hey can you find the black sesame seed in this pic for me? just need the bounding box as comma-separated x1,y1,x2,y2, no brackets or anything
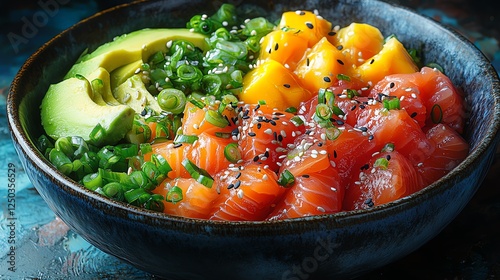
386,155,391,160
277,134,284,142
248,132,256,137
299,11,305,15
173,143,183,148
360,163,370,170
337,59,344,65
254,104,261,111
323,76,331,83
253,155,260,162
235,172,242,179
368,135,374,140
275,43,279,51
328,31,336,36
389,82,395,89
335,119,344,125
364,198,374,207
264,151,270,158
283,83,291,88
227,183,234,189
231,128,239,136
257,123,262,129
410,112,418,118
234,180,241,189
306,58,310,66
269,120,277,126
302,174,310,178
306,22,314,29
333,150,338,158
350,105,357,111
337,45,343,50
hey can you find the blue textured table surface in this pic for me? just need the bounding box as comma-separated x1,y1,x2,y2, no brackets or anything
1,1,499,279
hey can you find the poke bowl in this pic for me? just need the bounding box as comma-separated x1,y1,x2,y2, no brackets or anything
6,0,500,279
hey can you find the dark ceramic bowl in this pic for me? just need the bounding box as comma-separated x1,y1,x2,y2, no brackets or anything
7,0,500,279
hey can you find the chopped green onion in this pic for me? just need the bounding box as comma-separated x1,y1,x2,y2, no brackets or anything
383,98,400,110
431,104,443,124
158,88,187,114
181,158,214,188
285,107,298,113
101,182,125,201
278,169,295,188
215,132,231,139
174,134,199,144
151,154,173,177
381,143,395,153
315,103,332,120
166,185,183,203
205,109,229,128
346,89,359,99
290,116,304,126
48,149,73,175
124,187,150,204
82,172,103,191
374,157,389,169
258,100,267,105
224,143,241,163
325,127,342,140
337,73,351,81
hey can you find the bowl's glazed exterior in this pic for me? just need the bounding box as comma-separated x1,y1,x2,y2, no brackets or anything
7,0,500,279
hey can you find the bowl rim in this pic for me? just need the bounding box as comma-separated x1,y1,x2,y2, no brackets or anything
6,0,500,231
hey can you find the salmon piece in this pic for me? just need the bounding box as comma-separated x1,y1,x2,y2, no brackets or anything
181,100,238,136
237,103,305,173
268,165,344,220
418,123,469,185
343,150,425,210
145,132,236,179
153,177,223,219
209,163,286,221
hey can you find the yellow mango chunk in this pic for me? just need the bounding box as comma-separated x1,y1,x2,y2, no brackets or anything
258,29,308,70
355,36,419,85
335,23,384,66
239,60,313,111
294,37,350,94
277,10,335,47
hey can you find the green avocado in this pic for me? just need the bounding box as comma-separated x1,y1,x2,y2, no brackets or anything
41,27,208,147
65,28,208,79
41,77,135,146
113,74,162,114
86,67,122,106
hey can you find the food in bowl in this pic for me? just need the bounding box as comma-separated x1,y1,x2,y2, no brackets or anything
37,3,469,221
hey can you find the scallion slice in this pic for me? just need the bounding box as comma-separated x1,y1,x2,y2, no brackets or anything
205,109,229,128
166,185,183,203
174,134,199,144
224,143,241,163
181,158,214,188
278,169,295,188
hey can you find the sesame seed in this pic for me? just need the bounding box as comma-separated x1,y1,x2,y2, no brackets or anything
337,59,344,65
237,189,244,199
283,83,291,88
323,76,331,83
306,22,314,29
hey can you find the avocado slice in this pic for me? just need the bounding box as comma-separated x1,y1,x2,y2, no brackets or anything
65,28,208,79
110,60,143,91
41,28,208,147
113,74,162,114
41,77,135,146
86,67,122,106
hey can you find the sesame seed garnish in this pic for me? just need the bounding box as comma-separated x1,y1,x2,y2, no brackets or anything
305,22,314,29
275,43,279,51
283,83,291,88
237,189,244,199
323,76,331,83
337,59,344,65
